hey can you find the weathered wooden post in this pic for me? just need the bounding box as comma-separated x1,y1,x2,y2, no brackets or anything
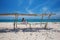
41,14,44,27
14,13,18,30
44,13,53,29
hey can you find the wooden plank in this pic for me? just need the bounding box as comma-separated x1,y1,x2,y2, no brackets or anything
0,13,56,16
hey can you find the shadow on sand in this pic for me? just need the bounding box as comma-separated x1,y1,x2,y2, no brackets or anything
0,28,54,33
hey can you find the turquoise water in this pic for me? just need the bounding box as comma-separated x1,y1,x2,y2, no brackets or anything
0,19,60,22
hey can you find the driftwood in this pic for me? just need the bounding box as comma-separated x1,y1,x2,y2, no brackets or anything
0,13,56,29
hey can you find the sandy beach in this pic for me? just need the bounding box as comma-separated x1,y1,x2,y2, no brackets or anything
0,22,60,40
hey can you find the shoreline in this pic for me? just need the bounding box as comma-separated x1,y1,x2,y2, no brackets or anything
0,22,60,29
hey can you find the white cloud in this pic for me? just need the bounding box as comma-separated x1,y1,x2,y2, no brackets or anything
26,8,34,14
29,0,33,6
31,0,50,10
25,0,33,10
27,10,33,14
50,12,60,19
42,7,48,12
18,0,23,6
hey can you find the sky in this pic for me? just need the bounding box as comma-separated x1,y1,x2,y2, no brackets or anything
0,0,60,19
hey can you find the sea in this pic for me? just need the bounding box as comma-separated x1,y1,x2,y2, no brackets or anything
0,19,60,22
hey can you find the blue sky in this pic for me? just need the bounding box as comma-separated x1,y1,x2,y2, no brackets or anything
0,0,60,19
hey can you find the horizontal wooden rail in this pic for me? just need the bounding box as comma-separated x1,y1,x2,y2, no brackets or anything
0,13,56,29
0,13,56,16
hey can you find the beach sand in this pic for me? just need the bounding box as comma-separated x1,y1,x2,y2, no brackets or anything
0,22,60,40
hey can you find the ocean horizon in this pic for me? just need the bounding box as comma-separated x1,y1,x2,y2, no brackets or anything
0,19,60,22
